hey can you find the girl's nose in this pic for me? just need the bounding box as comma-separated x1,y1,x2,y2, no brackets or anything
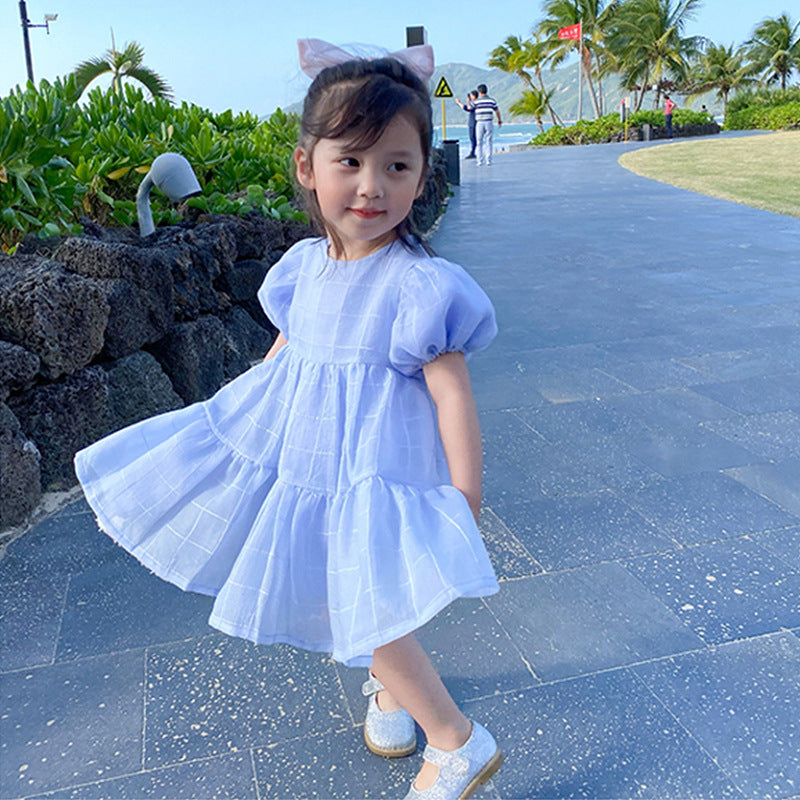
357,167,384,198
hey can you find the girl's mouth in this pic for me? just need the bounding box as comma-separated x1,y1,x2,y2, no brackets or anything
350,208,385,219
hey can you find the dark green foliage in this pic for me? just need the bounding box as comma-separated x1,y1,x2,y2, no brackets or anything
726,86,800,114
0,79,304,250
725,102,800,130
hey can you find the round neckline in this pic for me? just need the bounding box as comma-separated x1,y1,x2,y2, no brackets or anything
322,238,398,265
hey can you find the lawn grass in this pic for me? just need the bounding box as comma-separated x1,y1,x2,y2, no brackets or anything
618,131,800,218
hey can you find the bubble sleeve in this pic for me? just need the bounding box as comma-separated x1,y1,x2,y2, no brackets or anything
389,258,498,377
257,239,308,336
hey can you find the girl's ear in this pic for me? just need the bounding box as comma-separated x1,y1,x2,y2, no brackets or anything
414,170,427,200
294,146,315,190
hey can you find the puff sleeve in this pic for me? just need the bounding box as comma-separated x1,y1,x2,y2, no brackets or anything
256,240,307,336
389,258,497,377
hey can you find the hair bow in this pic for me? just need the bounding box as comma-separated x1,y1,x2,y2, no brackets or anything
298,38,435,83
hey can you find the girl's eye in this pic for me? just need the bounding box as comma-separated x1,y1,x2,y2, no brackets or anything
340,157,359,167
389,162,408,172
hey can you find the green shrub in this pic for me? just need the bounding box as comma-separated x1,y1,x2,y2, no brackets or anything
727,87,800,115
530,108,713,146
725,101,800,130
0,78,304,250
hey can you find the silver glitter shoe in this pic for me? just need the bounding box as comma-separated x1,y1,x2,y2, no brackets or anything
404,721,503,800
362,673,417,758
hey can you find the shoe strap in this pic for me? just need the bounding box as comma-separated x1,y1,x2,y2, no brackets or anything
421,742,469,773
361,673,385,697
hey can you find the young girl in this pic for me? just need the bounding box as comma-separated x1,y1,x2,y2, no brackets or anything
74,38,502,800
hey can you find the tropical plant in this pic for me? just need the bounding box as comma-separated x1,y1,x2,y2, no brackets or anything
688,42,754,120
509,88,556,131
605,0,704,111
746,14,800,91
489,34,561,124
537,0,619,119
73,39,173,101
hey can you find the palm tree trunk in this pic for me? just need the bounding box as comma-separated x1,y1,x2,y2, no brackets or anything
582,46,602,118
536,66,562,125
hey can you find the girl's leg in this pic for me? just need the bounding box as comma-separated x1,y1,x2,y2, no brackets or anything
372,632,472,791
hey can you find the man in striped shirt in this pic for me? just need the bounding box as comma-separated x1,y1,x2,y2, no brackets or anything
473,83,502,166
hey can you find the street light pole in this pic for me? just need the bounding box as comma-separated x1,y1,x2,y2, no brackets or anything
18,0,35,83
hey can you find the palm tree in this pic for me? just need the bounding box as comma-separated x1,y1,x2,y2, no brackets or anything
746,13,800,90
688,42,754,120
537,0,619,119
489,34,561,124
606,0,703,111
509,88,556,132
73,39,173,101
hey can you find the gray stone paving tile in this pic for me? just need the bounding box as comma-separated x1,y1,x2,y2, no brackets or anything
252,727,416,799
604,388,742,430
0,575,67,671
458,672,742,800
677,349,799,382
514,399,644,444
29,752,257,799
336,597,539,713
693,373,800,415
633,633,800,800
479,410,548,503
622,539,800,644
702,411,800,462
626,425,763,477
143,635,348,769
480,506,544,580
598,336,696,363
0,502,126,585
616,472,799,546
0,651,145,798
489,492,674,571
484,565,703,682
527,368,634,404
751,526,800,571
598,358,708,391
54,560,214,662
727,459,800,517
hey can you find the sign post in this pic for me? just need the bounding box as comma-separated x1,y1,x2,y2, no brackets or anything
434,76,453,140
434,76,458,186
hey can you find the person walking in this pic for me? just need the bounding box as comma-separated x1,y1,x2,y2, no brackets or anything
473,83,502,166
455,90,478,159
664,95,676,139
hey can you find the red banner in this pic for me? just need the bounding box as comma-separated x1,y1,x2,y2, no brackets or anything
558,23,581,40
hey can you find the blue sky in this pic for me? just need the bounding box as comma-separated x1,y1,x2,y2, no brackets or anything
0,0,795,116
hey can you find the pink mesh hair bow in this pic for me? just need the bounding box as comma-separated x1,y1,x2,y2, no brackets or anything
298,38,435,83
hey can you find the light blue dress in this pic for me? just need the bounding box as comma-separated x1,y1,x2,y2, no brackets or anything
75,237,499,666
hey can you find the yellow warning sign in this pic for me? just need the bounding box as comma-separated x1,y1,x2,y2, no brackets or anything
434,76,453,98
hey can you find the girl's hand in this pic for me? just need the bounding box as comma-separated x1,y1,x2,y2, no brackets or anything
422,352,482,523
264,332,288,360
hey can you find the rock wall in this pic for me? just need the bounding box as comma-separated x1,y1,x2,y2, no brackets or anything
0,150,449,532
606,121,721,142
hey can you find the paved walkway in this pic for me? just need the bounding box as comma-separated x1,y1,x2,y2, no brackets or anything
3,136,800,800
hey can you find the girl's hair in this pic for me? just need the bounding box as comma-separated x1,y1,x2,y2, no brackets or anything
296,56,433,256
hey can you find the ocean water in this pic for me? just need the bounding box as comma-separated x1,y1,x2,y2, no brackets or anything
433,122,549,155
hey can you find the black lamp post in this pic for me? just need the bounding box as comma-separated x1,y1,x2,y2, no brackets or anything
18,0,58,83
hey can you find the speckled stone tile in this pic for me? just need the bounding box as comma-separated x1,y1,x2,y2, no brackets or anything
727,459,800,517
0,575,67,671
751,526,800,571
703,411,800,462
484,565,703,681
28,752,257,799
633,633,800,800
622,538,800,644
54,560,214,662
0,502,126,585
489,491,674,570
692,373,800,415
0,651,145,798
527,368,633,404
598,358,709,391
143,634,348,769
677,349,799,382
479,410,548,502
252,726,416,799
479,506,544,580
625,425,762,477
457,671,741,800
617,472,799,546
336,597,539,711
603,388,742,430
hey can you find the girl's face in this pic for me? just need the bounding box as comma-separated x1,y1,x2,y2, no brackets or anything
295,113,426,261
